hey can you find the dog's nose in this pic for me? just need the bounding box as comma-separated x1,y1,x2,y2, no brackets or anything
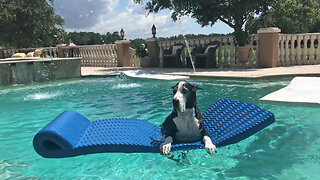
172,99,179,107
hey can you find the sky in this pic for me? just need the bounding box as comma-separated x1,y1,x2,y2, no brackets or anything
53,0,233,40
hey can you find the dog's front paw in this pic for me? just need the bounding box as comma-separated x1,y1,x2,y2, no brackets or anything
205,144,217,155
160,143,172,155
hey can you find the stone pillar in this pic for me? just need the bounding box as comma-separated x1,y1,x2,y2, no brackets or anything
115,40,131,67
57,45,67,58
258,27,281,68
146,38,160,67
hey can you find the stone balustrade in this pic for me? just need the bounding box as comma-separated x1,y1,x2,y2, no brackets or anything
2,47,59,58
1,44,140,68
279,33,320,66
158,35,259,68
129,47,140,67
42,47,59,58
78,44,117,67
2,30,320,70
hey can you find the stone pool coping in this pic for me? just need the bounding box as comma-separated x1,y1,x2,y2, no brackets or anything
81,64,320,79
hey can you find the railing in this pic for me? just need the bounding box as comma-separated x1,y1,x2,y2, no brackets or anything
158,35,259,68
279,33,320,66
42,47,58,58
78,44,117,67
1,44,141,68
2,47,58,58
129,47,140,67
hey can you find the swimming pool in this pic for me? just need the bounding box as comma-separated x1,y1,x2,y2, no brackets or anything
0,77,319,179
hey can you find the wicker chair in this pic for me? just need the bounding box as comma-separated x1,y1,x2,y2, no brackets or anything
162,43,184,68
188,41,220,68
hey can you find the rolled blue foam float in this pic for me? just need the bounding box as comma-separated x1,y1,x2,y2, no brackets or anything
33,99,275,158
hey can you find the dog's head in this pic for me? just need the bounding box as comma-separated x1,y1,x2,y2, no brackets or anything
171,81,203,113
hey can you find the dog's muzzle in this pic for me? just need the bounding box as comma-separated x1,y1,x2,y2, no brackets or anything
172,99,181,112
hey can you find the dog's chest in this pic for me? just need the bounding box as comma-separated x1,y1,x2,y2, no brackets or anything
173,111,202,142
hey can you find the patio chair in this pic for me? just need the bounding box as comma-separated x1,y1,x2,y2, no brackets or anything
162,43,184,68
188,41,220,68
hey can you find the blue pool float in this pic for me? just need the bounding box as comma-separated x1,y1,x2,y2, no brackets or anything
33,99,275,158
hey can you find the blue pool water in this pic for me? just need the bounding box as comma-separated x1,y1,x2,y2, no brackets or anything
0,77,320,179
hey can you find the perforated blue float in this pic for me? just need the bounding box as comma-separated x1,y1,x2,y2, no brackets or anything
33,99,275,158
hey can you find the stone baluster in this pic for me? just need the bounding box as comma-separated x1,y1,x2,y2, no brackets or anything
229,38,235,66
223,38,228,66
90,47,93,66
310,35,316,64
106,45,111,67
296,35,302,65
217,38,223,67
95,46,99,66
284,36,290,65
101,46,104,66
316,34,320,64
303,35,309,64
103,45,107,66
107,45,112,66
101,45,105,66
93,46,98,66
86,46,90,66
92,46,96,66
290,36,296,66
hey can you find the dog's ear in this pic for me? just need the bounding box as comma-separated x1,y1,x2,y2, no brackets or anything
192,85,204,91
171,82,179,89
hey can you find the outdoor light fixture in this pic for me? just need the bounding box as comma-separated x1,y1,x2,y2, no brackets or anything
120,28,125,40
266,11,273,27
151,24,156,38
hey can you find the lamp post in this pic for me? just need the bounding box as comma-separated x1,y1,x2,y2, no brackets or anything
151,24,156,38
120,28,125,40
266,11,273,27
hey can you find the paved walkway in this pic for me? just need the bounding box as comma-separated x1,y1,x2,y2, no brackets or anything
81,65,320,79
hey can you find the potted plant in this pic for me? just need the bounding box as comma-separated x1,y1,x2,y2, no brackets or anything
136,44,150,68
234,30,252,64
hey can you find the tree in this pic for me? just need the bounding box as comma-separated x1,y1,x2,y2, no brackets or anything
134,0,273,46
66,31,121,45
0,0,64,48
246,0,320,34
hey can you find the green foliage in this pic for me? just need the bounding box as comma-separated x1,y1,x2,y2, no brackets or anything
0,0,64,48
157,33,232,41
246,0,320,34
134,0,272,46
233,29,250,47
135,43,148,58
66,31,121,45
130,38,146,49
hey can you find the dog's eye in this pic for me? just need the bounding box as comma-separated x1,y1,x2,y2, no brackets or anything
182,88,189,94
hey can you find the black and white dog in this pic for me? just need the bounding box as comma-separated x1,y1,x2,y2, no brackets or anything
160,81,216,155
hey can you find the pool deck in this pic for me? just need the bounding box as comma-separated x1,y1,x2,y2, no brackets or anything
81,64,320,79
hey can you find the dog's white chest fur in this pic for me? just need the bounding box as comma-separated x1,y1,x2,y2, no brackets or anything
173,108,202,142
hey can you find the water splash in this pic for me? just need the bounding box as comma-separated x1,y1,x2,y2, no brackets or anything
113,83,142,89
170,0,196,72
183,35,196,72
24,92,60,100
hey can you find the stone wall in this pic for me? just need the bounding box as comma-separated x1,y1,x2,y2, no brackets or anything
0,58,81,86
